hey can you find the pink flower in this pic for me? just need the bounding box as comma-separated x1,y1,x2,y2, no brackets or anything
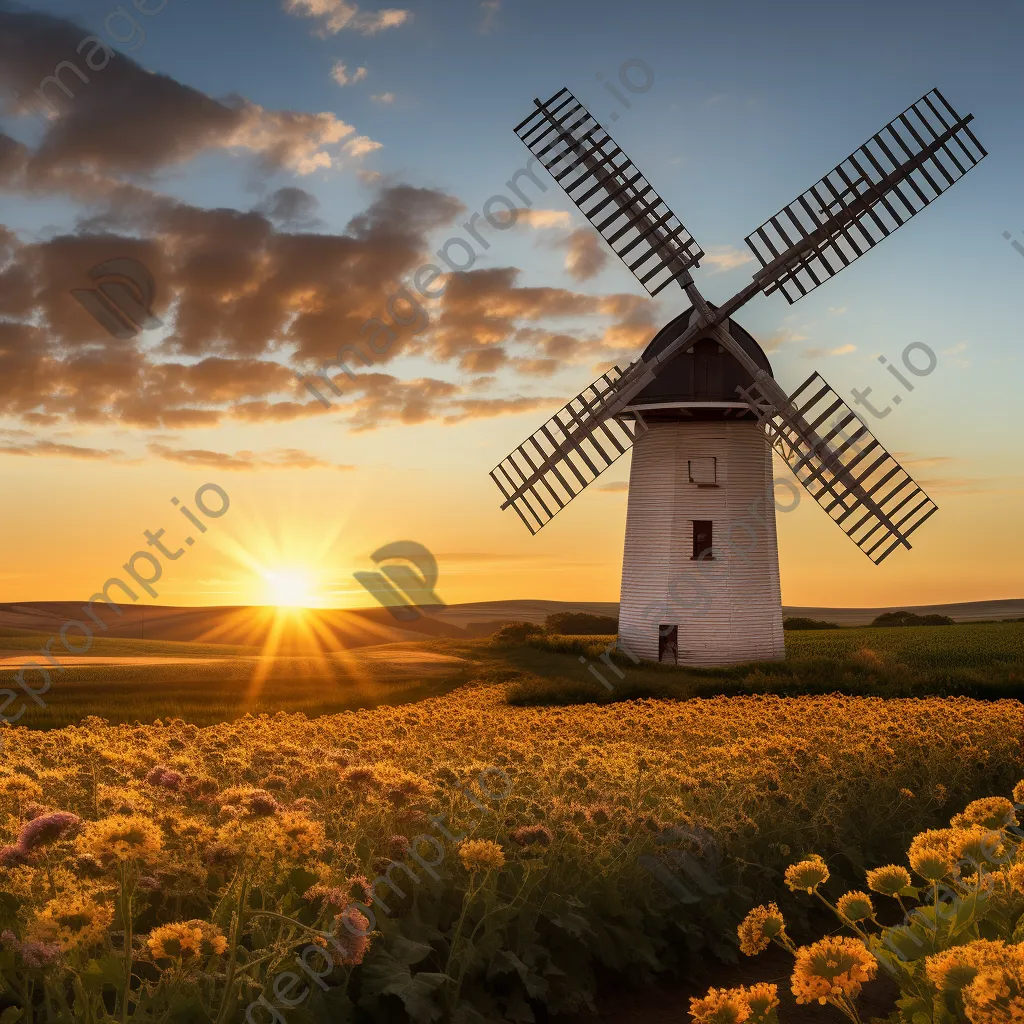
18,812,81,853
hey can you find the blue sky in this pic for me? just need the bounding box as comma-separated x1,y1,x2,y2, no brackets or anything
0,0,1021,607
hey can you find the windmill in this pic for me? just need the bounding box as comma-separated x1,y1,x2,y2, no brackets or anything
489,87,986,666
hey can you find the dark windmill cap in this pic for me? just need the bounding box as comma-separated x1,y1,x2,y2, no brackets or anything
628,305,774,420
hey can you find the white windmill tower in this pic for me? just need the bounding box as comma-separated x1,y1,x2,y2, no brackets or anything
490,87,985,666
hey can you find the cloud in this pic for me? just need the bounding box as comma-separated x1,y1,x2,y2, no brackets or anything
0,439,123,460
801,343,856,358
596,480,628,493
0,9,378,179
148,444,353,471
343,135,383,157
331,61,368,86
329,372,558,431
431,552,526,564
513,209,572,230
762,327,808,353
942,341,970,368
429,267,610,363
371,92,395,104
479,0,500,33
915,475,1023,496
0,185,465,428
896,455,955,470
701,245,755,274
557,228,609,281
256,187,323,229
283,0,411,35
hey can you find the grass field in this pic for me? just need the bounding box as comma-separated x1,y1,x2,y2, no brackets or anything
2,621,1021,727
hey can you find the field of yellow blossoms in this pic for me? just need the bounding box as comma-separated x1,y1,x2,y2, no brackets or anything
1,687,1022,1022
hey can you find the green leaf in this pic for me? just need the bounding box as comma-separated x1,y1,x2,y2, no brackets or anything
452,1002,493,1024
549,911,592,938
390,936,435,966
0,1008,24,1023
384,971,448,1023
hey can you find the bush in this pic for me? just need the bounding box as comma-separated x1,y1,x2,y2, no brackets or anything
490,620,548,645
783,617,842,630
544,612,619,635
872,610,955,627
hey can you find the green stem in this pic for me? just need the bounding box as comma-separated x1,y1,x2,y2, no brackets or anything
443,879,480,989
214,870,251,1024
120,864,135,1024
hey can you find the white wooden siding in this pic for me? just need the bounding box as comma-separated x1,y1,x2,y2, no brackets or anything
618,420,785,666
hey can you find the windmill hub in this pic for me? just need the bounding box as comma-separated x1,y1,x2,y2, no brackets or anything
628,307,773,421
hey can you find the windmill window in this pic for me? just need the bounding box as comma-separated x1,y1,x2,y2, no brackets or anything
688,457,717,487
692,520,714,560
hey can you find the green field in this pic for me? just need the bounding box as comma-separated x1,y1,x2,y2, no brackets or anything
2,621,1021,727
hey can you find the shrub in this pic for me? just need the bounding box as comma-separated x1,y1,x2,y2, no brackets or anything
490,620,548,645
544,611,619,635
783,617,842,630
872,610,955,627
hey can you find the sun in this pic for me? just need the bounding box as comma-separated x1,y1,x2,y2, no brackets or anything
264,568,315,608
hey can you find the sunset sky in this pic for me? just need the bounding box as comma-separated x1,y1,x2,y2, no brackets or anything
0,0,1021,611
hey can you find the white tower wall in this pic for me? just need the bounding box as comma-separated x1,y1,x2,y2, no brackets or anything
618,420,785,666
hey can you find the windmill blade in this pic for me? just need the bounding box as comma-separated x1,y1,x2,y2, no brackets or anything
745,89,986,304
738,373,938,564
515,88,704,296
491,367,646,534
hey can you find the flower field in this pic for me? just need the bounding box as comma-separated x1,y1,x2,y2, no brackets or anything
1,687,1023,1021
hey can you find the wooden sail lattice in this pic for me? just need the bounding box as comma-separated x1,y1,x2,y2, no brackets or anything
738,373,938,564
515,88,703,296
746,89,986,303
490,368,645,534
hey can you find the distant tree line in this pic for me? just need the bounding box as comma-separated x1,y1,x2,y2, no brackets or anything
783,610,959,629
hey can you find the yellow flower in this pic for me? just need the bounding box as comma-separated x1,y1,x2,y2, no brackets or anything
147,920,228,965
78,814,163,864
1012,781,1024,806
949,826,1006,872
836,891,874,924
952,797,1018,831
458,839,505,873
865,864,911,897
1005,863,1024,895
741,982,780,1023
910,847,954,881
688,987,751,1024
961,953,1024,1024
791,936,877,1007
926,939,1012,995
274,811,327,860
737,903,787,956
218,810,325,861
0,775,43,803
27,893,113,951
785,855,830,894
